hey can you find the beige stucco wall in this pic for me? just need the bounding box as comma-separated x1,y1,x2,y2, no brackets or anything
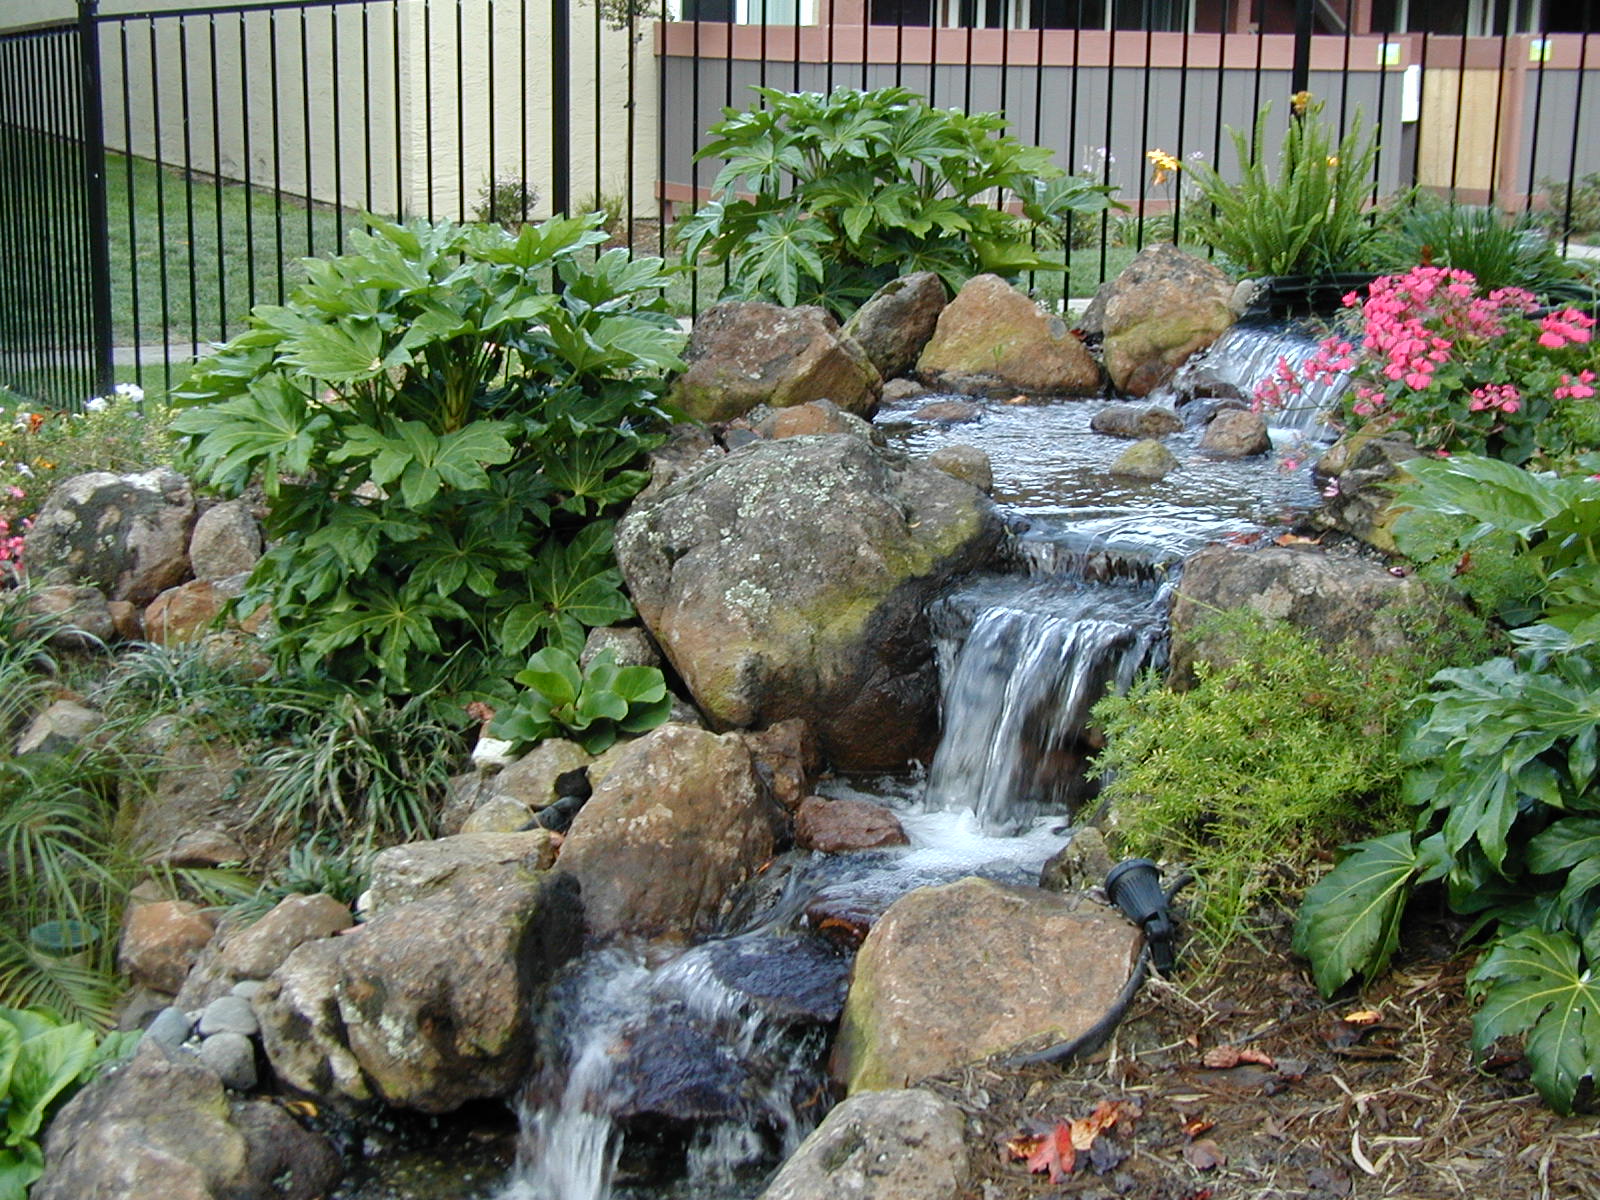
1,0,661,221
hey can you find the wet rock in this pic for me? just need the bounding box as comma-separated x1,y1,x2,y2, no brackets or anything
118,898,217,995
15,700,104,757
737,718,822,812
23,468,196,604
701,935,853,1023
189,499,263,580
1168,543,1434,684
794,795,908,853
609,1019,753,1123
842,271,948,379
916,274,1100,397
218,892,354,981
832,876,1142,1092
671,301,881,423
927,445,993,493
365,830,559,913
197,1031,258,1090
616,435,1005,771
913,399,980,424
33,1040,340,1200
757,398,880,442
1109,439,1179,480
1312,431,1421,553
25,583,114,648
1091,402,1184,439
1199,408,1271,457
759,1087,969,1200
557,724,778,942
255,869,583,1112
1040,826,1116,893
1088,244,1236,396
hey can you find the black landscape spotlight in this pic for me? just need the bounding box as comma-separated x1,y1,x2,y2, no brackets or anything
1105,857,1177,975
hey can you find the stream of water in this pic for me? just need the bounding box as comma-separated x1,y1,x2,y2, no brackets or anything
333,323,1338,1200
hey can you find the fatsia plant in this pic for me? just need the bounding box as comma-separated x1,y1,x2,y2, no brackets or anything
1294,453,1600,1114
172,214,685,700
674,86,1120,318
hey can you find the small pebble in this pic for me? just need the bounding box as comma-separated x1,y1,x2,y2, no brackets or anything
197,1032,257,1090
145,1005,194,1050
199,994,259,1037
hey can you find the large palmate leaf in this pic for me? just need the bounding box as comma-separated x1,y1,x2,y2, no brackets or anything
331,419,515,508
1469,928,1600,1114
1293,832,1448,995
172,378,333,496
500,523,635,658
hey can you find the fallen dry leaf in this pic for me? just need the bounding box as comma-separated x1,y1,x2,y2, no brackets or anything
1201,1044,1276,1070
1026,1122,1075,1182
1343,1009,1382,1026
1183,1138,1227,1170
1182,1118,1216,1139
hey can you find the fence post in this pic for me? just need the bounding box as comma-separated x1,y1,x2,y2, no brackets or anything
1290,0,1313,101
76,0,114,397
552,0,570,219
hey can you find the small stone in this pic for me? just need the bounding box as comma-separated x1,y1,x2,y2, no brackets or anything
1091,402,1183,439
794,795,909,853
927,445,993,493
230,979,265,1001
460,795,536,834
196,1032,257,1090
16,701,104,757
881,377,930,403
1200,408,1271,458
144,1006,195,1050
913,400,980,424
1110,439,1179,480
198,995,259,1038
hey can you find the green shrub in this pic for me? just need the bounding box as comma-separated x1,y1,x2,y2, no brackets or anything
490,646,670,753
1295,453,1600,1114
1367,197,1583,298
1092,607,1476,950
1541,172,1600,241
673,86,1119,318
1183,96,1378,277
172,213,684,701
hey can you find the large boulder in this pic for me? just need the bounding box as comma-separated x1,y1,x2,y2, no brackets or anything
1168,543,1433,684
254,868,582,1112
759,1088,969,1200
1090,244,1237,397
670,302,881,423
842,272,948,380
22,469,196,604
616,435,1005,770
556,724,779,942
365,830,559,912
915,274,1100,397
33,1041,341,1200
831,876,1142,1093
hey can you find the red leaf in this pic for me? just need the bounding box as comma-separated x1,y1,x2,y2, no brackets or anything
1025,1122,1076,1182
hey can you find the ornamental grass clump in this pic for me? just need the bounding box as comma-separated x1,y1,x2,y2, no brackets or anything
1257,265,1599,465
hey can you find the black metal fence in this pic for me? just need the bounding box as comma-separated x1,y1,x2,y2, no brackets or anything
0,0,1596,405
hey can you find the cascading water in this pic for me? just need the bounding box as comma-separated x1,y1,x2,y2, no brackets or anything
1160,318,1353,437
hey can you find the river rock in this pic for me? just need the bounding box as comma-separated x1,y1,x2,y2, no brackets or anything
24,583,115,649
255,869,583,1112
842,271,948,379
556,724,779,942
1199,408,1271,457
831,876,1142,1092
33,1040,341,1200
198,994,260,1037
1312,431,1421,553
670,301,881,423
881,378,929,403
1091,402,1184,439
189,499,263,580
927,445,993,493
1109,439,1179,480
197,1031,258,1090
23,468,197,604
1089,244,1236,396
146,1005,195,1049
118,898,217,995
913,399,980,424
15,700,104,757
758,1088,969,1200
615,435,1005,771
737,718,822,812
1168,543,1433,684
794,795,908,852
916,274,1100,397
218,892,354,980
365,830,560,913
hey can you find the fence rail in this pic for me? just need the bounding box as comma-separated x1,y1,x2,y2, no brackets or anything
0,0,1596,404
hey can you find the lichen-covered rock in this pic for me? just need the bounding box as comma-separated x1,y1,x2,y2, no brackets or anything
1088,244,1236,396
842,271,948,380
670,302,881,423
1109,439,1179,480
365,831,560,913
23,469,196,604
1168,543,1434,684
758,1088,969,1200
831,876,1141,1092
556,724,778,942
255,869,582,1112
33,1040,341,1200
189,499,263,580
916,275,1100,397
1199,408,1271,457
1091,402,1184,439
616,435,1004,770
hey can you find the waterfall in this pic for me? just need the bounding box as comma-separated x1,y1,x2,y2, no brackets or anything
1163,319,1352,437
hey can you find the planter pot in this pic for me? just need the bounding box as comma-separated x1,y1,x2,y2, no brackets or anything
1244,273,1373,320
29,919,99,969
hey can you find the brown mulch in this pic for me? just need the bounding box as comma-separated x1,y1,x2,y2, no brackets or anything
924,919,1600,1200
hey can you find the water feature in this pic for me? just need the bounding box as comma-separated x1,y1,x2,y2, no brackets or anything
336,338,1329,1200
1159,318,1352,438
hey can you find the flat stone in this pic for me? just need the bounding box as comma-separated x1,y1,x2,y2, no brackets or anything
16,700,104,757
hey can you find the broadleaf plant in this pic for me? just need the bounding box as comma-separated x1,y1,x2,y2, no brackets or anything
172,214,684,701
490,647,671,754
675,86,1120,318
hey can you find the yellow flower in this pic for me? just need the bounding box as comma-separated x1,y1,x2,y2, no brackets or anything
1146,148,1180,186
1327,155,1340,167
1291,90,1314,116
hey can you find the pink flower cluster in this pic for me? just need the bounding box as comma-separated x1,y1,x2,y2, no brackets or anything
1538,309,1596,350
1554,369,1597,400
0,486,26,570
1469,383,1522,414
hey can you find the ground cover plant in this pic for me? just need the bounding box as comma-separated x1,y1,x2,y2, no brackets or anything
673,85,1120,318
172,212,683,708
1295,453,1600,1114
